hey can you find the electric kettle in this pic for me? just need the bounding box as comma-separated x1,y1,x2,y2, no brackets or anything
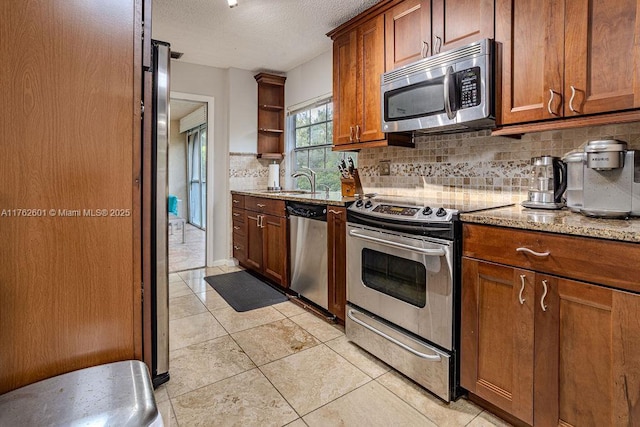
521,155,567,210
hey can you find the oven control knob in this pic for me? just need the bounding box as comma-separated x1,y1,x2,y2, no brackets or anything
364,200,373,209
435,207,447,217
355,200,363,208
422,207,433,216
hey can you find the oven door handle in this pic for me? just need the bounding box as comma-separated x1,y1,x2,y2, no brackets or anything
348,230,446,257
347,309,442,361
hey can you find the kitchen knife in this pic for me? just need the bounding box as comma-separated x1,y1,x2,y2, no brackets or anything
347,157,355,176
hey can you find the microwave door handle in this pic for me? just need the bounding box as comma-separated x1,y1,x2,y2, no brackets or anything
443,66,456,120
348,229,446,257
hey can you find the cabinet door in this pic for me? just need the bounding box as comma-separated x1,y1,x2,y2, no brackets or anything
534,276,640,426
356,14,386,143
431,0,494,54
245,211,263,272
327,207,347,321
385,0,432,70
496,0,564,124
262,213,288,287
564,0,640,116
461,258,535,425
333,30,358,146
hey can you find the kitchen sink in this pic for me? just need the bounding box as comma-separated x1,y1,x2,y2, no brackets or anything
262,189,314,196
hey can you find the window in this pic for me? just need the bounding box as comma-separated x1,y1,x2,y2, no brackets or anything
290,99,356,191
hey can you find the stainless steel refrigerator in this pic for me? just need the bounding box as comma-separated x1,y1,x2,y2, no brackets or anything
149,40,170,387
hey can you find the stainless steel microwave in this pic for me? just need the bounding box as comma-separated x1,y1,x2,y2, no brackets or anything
381,39,495,134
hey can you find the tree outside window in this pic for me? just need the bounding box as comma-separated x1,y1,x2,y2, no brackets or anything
291,100,356,191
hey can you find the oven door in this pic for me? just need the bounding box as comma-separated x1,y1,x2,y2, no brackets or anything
346,224,453,350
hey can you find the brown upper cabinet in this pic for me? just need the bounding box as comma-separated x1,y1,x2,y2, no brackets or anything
332,15,387,148
255,73,286,160
329,5,413,151
497,0,640,127
385,0,495,71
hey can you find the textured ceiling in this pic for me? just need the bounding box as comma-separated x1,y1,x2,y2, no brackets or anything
171,99,205,121
152,0,382,72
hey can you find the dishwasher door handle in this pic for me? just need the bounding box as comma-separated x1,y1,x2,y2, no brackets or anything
348,229,446,257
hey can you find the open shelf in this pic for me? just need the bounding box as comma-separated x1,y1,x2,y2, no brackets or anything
255,73,286,159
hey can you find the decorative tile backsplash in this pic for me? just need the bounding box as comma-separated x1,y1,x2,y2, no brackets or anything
357,123,640,204
229,153,285,191
228,123,640,201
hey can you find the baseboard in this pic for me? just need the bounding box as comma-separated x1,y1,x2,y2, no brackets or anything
210,258,238,268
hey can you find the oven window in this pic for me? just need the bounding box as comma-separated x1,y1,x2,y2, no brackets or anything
385,80,445,121
361,248,426,307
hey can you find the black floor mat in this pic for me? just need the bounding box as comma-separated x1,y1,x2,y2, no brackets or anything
203,271,288,312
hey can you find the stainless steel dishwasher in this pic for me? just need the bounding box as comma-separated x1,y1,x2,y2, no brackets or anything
287,201,328,309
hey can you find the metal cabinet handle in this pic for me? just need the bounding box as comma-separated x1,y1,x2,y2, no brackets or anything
519,275,526,305
232,213,240,217
547,89,559,116
540,280,549,312
257,203,266,208
569,85,579,113
434,35,442,53
349,229,446,256
232,199,240,204
443,66,455,120
355,125,361,141
328,209,343,215
233,226,240,230
421,41,429,58
516,247,550,257
349,126,354,142
233,245,240,250
259,215,264,228
347,310,441,361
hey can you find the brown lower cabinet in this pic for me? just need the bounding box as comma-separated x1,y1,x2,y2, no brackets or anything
231,194,288,288
461,224,640,426
327,206,347,321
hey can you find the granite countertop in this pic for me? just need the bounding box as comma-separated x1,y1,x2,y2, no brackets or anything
461,205,640,243
231,189,355,207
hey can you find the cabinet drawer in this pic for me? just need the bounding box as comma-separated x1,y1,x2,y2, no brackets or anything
232,208,244,223
245,196,285,217
231,194,245,209
232,220,246,237
232,235,246,260
463,224,640,293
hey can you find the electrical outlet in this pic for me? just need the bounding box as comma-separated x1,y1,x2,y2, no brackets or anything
379,160,390,176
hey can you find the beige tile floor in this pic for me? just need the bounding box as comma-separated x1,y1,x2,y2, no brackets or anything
156,266,513,427
169,223,206,273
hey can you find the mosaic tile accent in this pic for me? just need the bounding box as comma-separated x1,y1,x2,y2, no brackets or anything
357,123,640,204
228,153,286,191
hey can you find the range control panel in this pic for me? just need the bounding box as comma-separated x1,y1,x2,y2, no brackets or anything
372,204,419,217
350,199,457,223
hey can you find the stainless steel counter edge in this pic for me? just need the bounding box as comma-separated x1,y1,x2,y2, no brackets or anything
231,190,354,207
460,205,640,243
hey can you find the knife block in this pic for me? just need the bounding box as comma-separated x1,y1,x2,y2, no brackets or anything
341,169,364,197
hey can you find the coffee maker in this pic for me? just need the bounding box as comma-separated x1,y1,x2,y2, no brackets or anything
581,140,640,218
522,155,567,209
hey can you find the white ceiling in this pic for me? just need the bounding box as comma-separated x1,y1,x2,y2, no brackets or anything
152,0,381,73
171,99,205,121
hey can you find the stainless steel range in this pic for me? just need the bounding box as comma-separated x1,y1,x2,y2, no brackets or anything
346,195,511,402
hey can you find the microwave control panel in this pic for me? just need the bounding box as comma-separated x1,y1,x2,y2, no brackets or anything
458,67,481,109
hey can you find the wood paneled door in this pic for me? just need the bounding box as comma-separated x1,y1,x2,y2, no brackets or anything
0,0,142,394
497,0,640,126
431,0,494,54
461,259,535,425
385,0,432,70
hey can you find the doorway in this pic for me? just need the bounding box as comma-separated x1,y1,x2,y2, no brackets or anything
168,99,207,272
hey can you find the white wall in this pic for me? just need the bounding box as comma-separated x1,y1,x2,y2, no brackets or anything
171,61,230,266
285,50,332,110
168,119,187,210
228,68,258,153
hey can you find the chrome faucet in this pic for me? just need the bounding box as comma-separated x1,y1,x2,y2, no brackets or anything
291,166,316,193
